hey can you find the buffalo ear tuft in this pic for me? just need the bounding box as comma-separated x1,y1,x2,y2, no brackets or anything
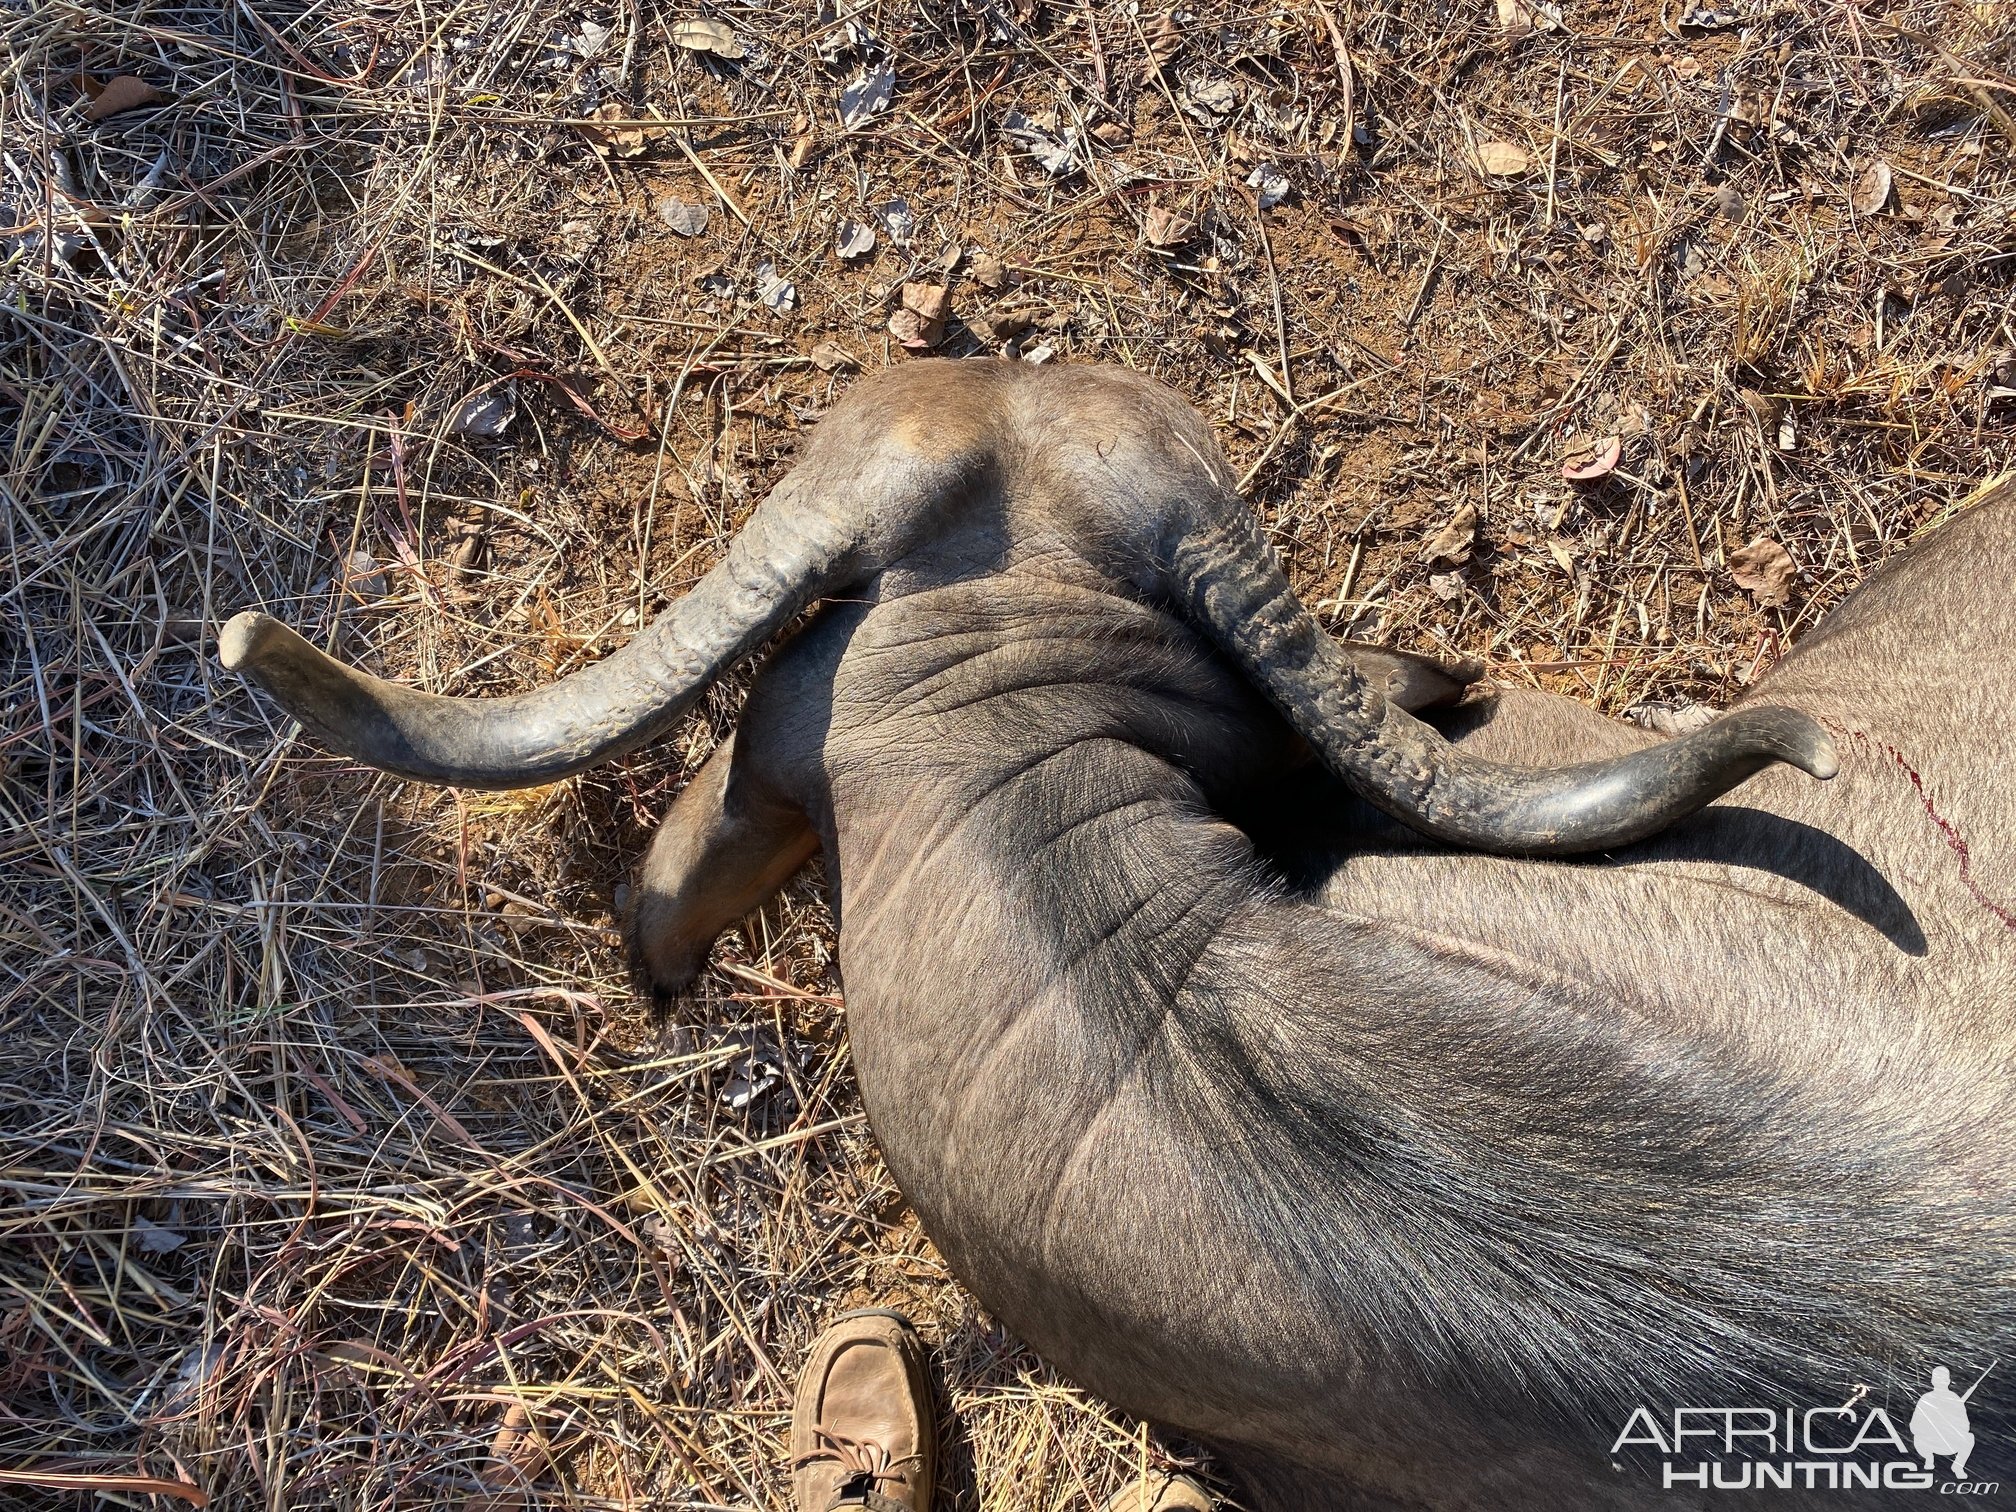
649,984,680,1026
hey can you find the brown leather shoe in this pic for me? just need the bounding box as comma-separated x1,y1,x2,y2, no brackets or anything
791,1310,935,1512
1100,1472,1212,1512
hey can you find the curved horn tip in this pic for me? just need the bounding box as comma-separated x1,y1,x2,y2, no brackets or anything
1752,707,1838,781
218,609,277,671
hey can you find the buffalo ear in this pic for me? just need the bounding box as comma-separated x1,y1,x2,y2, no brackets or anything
1330,641,1483,713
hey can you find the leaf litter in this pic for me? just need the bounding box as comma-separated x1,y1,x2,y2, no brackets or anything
6,1,2014,1507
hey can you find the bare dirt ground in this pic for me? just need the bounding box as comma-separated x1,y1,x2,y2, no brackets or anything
2,0,2012,1506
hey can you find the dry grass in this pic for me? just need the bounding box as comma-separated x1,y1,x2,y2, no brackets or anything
2,0,2012,1506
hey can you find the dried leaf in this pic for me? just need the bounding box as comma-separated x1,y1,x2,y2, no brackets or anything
345,549,387,600
132,1215,186,1253
448,388,514,436
757,262,797,313
1144,205,1196,248
1315,3,1356,137
671,18,744,59
1004,109,1081,176
655,194,710,237
1737,387,1782,428
579,103,666,158
1679,0,1741,27
1245,163,1291,209
1141,11,1183,81
83,75,165,121
969,250,1008,290
834,220,876,260
1561,435,1622,481
902,282,950,320
1728,536,1797,608
1851,159,1893,216
859,206,910,258
840,66,895,128
890,282,949,348
719,1044,785,1110
810,341,856,372
640,1213,678,1253
969,310,1032,344
1474,139,1531,177
1420,503,1478,567
462,1400,543,1512
1183,75,1238,121
1496,0,1536,46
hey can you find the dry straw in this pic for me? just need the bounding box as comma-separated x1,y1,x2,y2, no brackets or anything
2,0,2011,1505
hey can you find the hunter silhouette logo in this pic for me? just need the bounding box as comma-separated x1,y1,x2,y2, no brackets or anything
1611,1361,1999,1494
1912,1363,1992,1481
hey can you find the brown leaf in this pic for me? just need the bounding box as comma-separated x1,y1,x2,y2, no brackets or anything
1727,536,1797,608
460,1400,546,1512
810,341,856,372
1851,159,1893,216
1495,0,1536,46
654,194,709,237
83,75,165,121
1315,4,1355,136
969,251,1008,291
968,310,1033,345
1561,434,1622,481
579,102,665,158
890,284,949,349
1473,139,1531,177
1144,205,1197,248
671,18,745,59
1141,12,1182,82
902,282,949,320
1420,503,1478,567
